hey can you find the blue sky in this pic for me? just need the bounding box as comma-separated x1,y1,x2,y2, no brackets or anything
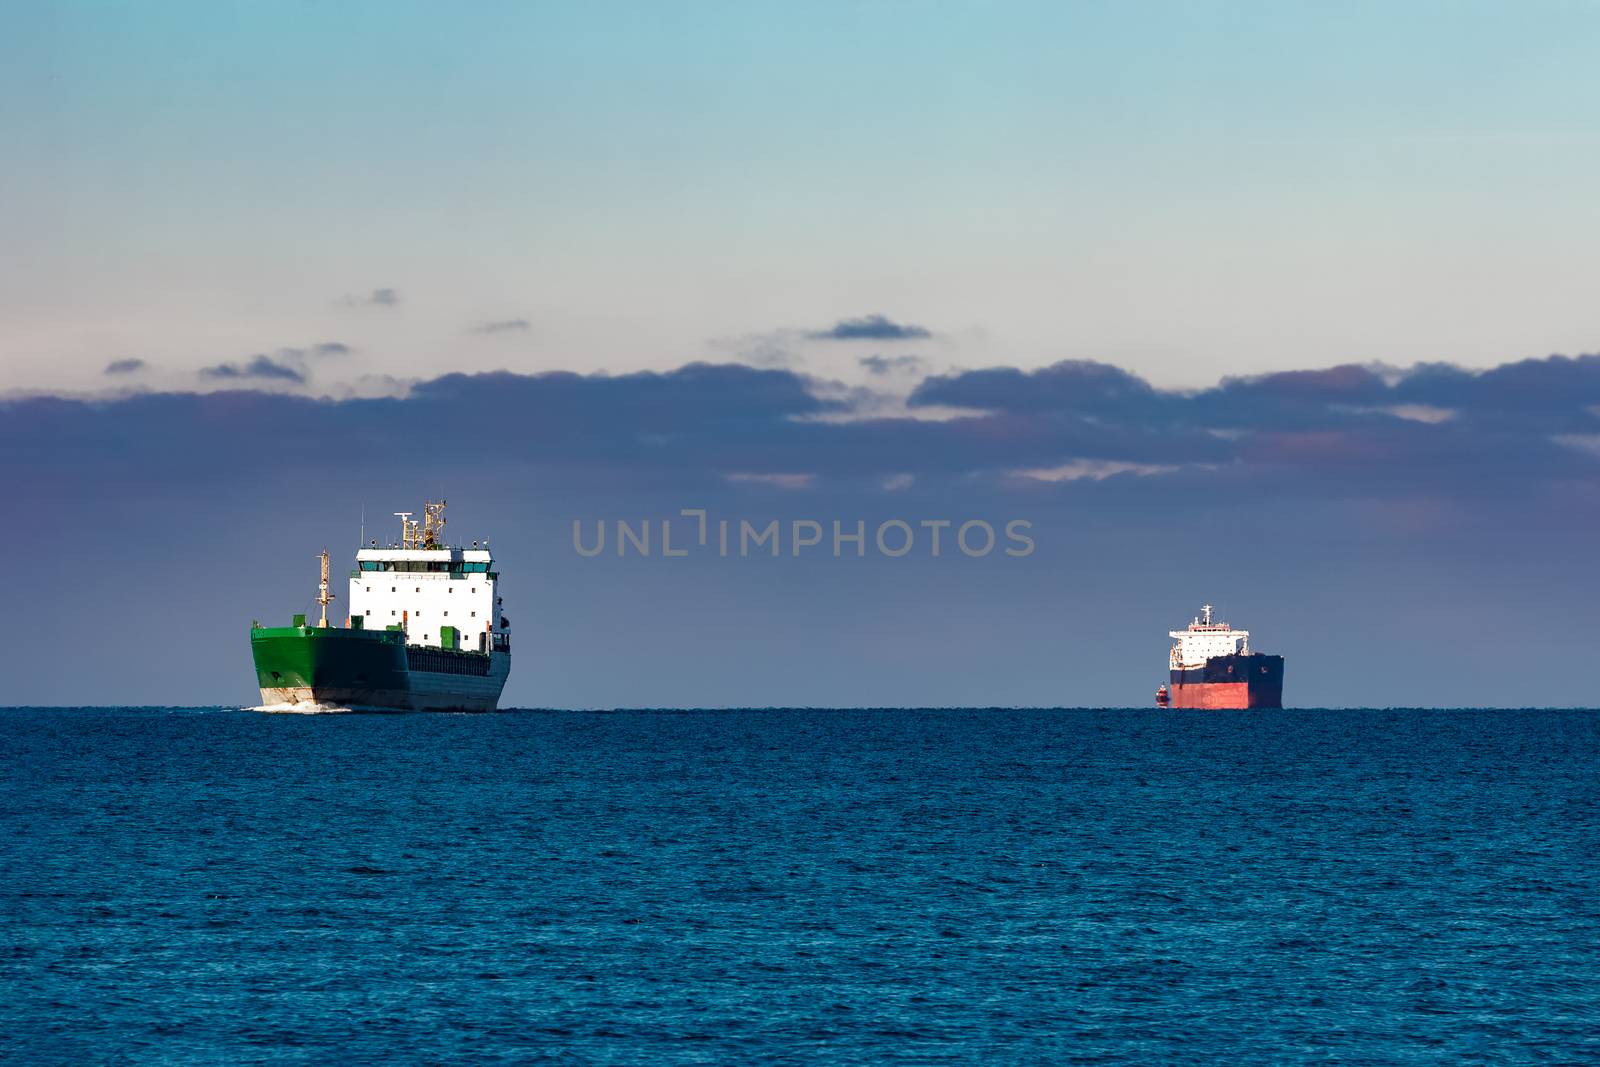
5,2,1599,392
5,3,1600,706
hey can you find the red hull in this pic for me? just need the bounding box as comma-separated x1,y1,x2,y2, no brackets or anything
1166,681,1276,709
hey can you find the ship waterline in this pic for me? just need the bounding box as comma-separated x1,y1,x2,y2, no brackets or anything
251,626,510,712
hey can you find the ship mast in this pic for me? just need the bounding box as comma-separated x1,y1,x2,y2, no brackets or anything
422,499,447,550
316,548,336,627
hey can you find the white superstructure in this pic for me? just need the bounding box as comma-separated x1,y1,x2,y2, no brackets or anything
1169,603,1249,670
347,501,511,654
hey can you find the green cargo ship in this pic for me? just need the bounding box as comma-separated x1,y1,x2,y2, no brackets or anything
250,501,511,711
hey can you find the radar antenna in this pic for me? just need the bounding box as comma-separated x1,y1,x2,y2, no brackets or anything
1201,603,1213,626
316,548,336,627
393,511,415,549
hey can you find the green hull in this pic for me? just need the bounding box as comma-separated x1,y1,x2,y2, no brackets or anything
250,625,507,712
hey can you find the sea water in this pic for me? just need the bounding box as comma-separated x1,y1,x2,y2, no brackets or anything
3,707,1597,1064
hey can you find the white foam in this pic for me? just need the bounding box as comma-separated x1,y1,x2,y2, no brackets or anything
248,701,357,714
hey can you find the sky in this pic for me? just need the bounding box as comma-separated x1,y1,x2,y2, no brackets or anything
4,2,1600,706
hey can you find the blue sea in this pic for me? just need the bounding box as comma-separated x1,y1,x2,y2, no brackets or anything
3,708,1597,1064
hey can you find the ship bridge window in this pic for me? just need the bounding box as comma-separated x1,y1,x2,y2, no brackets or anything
364,561,474,573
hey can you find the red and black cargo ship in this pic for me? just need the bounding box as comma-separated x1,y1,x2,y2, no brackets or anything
1155,604,1284,709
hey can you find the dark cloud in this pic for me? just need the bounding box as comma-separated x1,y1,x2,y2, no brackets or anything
103,358,147,376
1391,354,1600,427
911,360,1164,416
859,354,927,376
468,319,531,335
196,342,349,385
3,353,1588,502
200,354,307,384
809,314,931,341
912,354,1600,435
342,288,400,307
